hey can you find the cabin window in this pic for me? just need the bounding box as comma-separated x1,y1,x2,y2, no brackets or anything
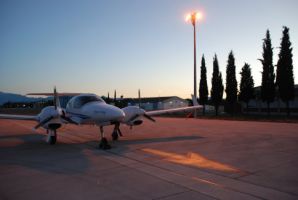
68,95,104,109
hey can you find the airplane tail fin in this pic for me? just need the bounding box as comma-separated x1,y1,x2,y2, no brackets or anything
53,86,61,109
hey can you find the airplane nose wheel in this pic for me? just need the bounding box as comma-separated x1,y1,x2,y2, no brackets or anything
99,126,111,150
46,129,57,145
112,130,119,141
99,138,111,149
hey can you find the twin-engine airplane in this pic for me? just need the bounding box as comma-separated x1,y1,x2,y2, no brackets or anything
0,88,202,149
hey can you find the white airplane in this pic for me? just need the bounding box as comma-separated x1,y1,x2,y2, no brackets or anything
0,88,202,149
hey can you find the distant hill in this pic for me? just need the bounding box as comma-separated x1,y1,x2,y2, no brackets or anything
0,92,51,105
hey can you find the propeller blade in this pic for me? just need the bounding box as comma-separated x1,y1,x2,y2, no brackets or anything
34,116,54,129
61,116,79,125
186,112,193,118
143,114,156,122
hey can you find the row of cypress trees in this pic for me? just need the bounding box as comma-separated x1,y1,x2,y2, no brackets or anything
198,26,295,116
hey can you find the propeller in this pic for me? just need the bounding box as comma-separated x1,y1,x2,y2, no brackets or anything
186,112,193,118
128,112,156,124
143,114,156,122
128,114,141,123
34,87,77,129
34,116,54,129
60,115,79,125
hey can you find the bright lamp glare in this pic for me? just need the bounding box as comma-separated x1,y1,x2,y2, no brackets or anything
185,14,191,22
185,11,203,23
195,12,203,20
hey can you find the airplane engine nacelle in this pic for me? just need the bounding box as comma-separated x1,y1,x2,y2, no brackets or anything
38,106,62,130
121,106,145,126
127,119,143,126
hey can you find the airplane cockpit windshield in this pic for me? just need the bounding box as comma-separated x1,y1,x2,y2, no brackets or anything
67,95,105,109
81,95,103,105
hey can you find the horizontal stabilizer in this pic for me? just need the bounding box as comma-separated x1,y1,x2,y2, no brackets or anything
27,93,81,96
0,114,38,121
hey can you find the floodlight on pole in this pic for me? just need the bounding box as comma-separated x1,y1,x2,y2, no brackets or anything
185,11,202,118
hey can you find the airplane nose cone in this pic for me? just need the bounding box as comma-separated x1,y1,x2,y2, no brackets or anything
110,107,125,121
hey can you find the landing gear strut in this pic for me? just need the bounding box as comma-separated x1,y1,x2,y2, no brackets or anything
46,129,57,145
112,122,122,141
99,126,111,150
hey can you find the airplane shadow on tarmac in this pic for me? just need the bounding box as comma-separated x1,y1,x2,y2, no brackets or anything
0,132,204,175
0,132,92,175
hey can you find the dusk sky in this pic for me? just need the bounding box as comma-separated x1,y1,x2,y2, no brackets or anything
0,0,297,98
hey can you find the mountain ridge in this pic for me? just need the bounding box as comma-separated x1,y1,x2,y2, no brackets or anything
0,91,51,105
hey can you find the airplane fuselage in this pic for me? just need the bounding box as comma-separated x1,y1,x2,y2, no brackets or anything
65,94,125,125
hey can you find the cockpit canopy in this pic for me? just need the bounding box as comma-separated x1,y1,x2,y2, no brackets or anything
66,94,105,109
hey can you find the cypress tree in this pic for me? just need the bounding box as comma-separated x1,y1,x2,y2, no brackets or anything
276,26,295,116
239,63,255,110
199,55,208,115
114,90,117,101
259,30,275,115
211,55,224,116
107,92,110,104
225,51,238,115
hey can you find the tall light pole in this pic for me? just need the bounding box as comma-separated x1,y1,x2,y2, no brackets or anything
186,12,202,118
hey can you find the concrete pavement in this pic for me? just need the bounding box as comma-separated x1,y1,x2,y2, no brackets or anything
0,118,297,200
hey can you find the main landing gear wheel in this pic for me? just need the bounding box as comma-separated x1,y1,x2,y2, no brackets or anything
99,138,111,150
112,123,122,141
49,135,56,145
47,129,57,145
98,126,111,150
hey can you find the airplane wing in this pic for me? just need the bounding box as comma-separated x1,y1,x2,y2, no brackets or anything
124,95,202,124
146,94,202,116
0,114,38,121
146,105,202,116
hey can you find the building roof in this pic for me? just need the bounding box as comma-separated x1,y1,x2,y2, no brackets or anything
124,96,184,104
